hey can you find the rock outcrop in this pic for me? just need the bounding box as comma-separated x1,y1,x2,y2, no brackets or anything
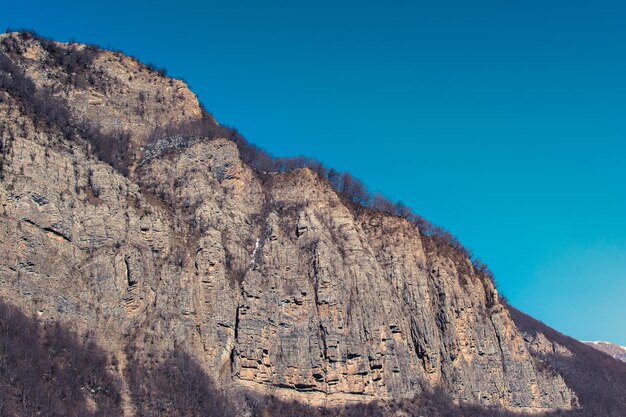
0,32,577,414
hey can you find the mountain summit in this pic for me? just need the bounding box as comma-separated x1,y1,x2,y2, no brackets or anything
1,32,625,417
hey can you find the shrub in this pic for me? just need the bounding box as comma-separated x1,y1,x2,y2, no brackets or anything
124,344,236,417
0,298,122,416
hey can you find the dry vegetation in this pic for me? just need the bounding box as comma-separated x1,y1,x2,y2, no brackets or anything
4,296,622,417
1,32,498,298
0,34,131,175
0,300,122,417
1,31,492,284
508,305,626,417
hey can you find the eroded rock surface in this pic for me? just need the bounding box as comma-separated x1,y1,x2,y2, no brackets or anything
0,33,576,413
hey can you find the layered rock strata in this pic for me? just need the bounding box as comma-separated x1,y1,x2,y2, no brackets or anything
0,33,576,413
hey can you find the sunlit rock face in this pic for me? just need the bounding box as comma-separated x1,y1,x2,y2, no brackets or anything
0,32,576,413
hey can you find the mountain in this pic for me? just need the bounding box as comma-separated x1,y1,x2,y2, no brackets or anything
1,31,625,417
509,307,626,416
583,341,626,362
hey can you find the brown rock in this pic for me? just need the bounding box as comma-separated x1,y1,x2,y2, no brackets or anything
0,32,577,413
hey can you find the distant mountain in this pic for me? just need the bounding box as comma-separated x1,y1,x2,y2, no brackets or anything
583,341,626,362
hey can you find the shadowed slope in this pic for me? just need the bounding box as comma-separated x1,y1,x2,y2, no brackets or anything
0,299,122,417
509,305,626,416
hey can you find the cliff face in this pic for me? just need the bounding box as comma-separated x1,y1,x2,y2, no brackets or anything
0,33,576,413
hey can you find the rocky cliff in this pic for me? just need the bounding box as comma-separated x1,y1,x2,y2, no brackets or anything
0,32,580,415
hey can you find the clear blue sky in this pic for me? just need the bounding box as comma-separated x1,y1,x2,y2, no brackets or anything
3,0,625,345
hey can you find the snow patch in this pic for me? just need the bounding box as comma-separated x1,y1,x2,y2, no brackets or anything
583,341,626,351
251,238,260,266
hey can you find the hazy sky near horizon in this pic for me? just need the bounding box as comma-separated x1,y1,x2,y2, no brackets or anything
3,1,625,345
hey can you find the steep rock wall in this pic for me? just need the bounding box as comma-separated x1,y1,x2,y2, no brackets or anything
0,32,576,413
135,140,576,411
